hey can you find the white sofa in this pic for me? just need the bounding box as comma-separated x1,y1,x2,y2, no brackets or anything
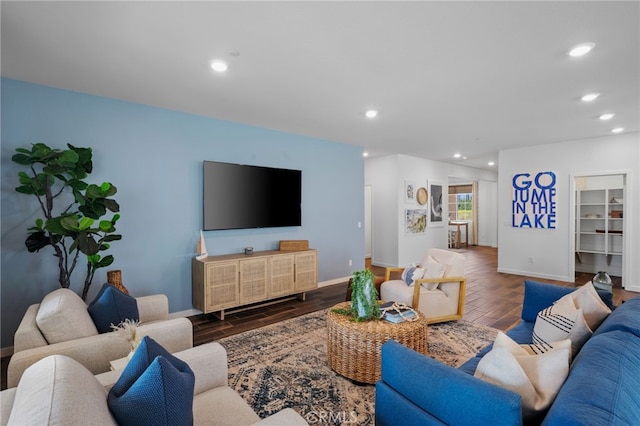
7,288,193,388
1,343,308,426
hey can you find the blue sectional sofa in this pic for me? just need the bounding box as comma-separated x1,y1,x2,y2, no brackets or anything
375,280,640,425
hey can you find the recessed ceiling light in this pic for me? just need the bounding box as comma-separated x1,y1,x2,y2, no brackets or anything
581,92,600,102
568,42,595,57
210,60,228,72
362,151,369,157
611,127,624,133
453,153,462,159
488,161,495,166
599,113,615,120
365,110,378,119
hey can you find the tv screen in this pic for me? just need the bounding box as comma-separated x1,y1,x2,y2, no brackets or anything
203,161,302,231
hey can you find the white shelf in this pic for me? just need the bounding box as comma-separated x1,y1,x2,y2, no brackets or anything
575,186,624,269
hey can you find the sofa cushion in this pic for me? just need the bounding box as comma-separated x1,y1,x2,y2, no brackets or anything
543,330,640,425
380,340,522,425
192,386,261,425
88,283,140,333
474,332,571,417
35,288,98,344
7,355,116,425
532,296,592,355
108,336,195,426
557,281,611,330
459,321,536,376
522,280,613,323
593,296,640,338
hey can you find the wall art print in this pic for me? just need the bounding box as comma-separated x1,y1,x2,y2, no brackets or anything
428,181,444,227
512,171,557,229
405,180,416,204
405,209,427,235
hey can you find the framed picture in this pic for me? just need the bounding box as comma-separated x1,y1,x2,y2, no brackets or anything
428,181,444,226
405,209,427,235
405,180,416,204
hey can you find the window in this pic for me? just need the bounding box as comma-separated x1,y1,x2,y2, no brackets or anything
448,185,473,221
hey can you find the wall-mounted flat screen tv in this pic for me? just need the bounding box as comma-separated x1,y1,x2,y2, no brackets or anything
203,161,302,231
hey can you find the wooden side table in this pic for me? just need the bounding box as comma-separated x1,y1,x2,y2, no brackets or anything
448,221,469,248
326,302,428,384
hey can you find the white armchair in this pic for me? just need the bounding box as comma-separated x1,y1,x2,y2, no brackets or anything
380,248,466,324
1,343,308,426
7,288,193,388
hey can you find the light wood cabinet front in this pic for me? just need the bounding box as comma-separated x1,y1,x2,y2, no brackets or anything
295,251,318,291
270,254,295,297
239,257,269,304
192,249,318,316
204,261,239,312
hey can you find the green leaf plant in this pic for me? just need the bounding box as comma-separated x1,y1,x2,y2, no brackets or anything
12,143,121,300
332,269,380,322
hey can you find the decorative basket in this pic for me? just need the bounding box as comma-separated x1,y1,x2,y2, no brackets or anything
107,270,129,295
279,240,309,251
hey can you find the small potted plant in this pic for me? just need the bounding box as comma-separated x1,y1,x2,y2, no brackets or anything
333,269,380,321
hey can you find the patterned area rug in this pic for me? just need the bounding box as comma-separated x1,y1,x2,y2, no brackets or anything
219,309,499,425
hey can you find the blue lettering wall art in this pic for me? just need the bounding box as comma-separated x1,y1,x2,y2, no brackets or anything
512,171,557,229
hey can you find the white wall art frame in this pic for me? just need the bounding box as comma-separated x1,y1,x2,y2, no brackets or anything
405,209,427,235
405,180,416,204
428,180,444,227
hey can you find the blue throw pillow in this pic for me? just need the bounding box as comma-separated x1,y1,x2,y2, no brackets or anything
108,336,195,426
88,283,139,333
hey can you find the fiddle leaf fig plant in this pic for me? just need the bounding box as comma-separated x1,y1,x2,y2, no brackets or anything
12,143,121,300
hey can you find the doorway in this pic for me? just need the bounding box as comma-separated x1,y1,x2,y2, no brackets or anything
571,173,627,288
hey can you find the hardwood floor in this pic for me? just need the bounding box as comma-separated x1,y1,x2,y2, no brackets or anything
191,245,634,346
2,246,634,390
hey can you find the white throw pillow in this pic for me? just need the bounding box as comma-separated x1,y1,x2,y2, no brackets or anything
421,257,446,290
36,288,98,344
532,296,592,355
7,355,116,426
401,266,425,286
557,281,611,330
474,332,571,417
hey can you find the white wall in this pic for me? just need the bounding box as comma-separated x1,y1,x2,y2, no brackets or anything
365,154,498,268
498,133,639,290
477,179,498,247
364,156,400,267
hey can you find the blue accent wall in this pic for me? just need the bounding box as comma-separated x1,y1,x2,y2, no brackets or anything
1,78,364,348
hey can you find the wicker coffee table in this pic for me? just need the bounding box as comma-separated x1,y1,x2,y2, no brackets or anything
326,301,428,384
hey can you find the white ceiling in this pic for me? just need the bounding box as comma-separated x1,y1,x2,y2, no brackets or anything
2,1,639,170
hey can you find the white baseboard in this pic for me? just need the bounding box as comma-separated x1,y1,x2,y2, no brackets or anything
318,277,351,287
168,308,202,319
496,268,571,283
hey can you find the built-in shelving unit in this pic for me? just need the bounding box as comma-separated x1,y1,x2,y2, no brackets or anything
575,178,624,275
